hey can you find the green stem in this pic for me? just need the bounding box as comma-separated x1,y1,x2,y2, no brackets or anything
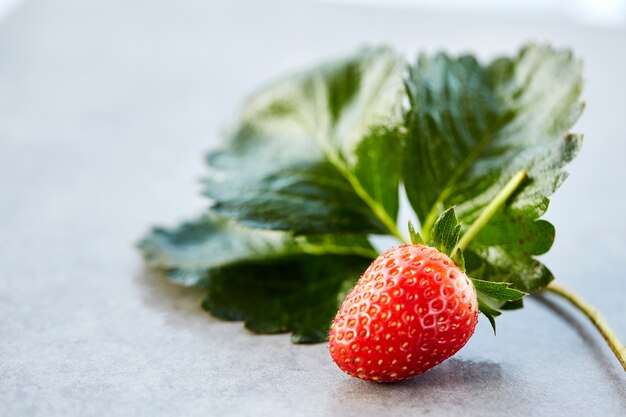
454,169,527,252
342,169,408,244
310,125,408,245
545,282,626,372
326,153,408,245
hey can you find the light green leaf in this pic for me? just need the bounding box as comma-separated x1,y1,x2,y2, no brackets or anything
431,207,461,255
470,278,526,301
408,220,424,245
138,214,375,342
204,47,406,236
404,44,583,293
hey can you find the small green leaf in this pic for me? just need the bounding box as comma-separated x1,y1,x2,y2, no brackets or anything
472,278,526,333
478,298,502,334
431,207,461,255
470,278,526,301
408,220,425,245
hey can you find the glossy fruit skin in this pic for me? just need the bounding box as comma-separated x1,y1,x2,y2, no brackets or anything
328,244,478,382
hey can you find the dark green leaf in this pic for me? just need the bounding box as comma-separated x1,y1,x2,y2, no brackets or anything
464,247,554,294
431,207,461,255
138,214,375,342
500,299,524,310
204,47,406,235
477,298,502,334
404,44,583,293
202,256,369,343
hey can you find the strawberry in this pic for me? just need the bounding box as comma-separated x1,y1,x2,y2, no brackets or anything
328,244,478,382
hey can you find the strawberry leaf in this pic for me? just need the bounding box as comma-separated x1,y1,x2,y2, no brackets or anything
477,298,502,334
470,278,526,301
139,44,586,343
431,207,461,256
407,220,425,245
138,214,375,342
204,47,406,235
404,44,583,294
201,256,368,343
430,208,528,328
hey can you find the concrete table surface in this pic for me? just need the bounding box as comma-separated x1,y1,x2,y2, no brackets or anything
1,0,625,416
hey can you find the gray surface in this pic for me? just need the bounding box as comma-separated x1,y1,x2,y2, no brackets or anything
1,0,625,416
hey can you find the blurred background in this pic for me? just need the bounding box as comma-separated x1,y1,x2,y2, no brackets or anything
1,1,625,416
318,0,626,26
3,0,625,25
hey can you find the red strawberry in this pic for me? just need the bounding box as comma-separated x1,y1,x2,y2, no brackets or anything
328,244,478,382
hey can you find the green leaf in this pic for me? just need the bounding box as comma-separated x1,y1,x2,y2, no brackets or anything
138,214,375,342
404,44,583,293
204,47,406,235
139,44,587,343
470,273,527,332
477,298,502,334
408,220,424,245
464,247,554,294
431,207,461,255
201,256,368,343
471,278,526,301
